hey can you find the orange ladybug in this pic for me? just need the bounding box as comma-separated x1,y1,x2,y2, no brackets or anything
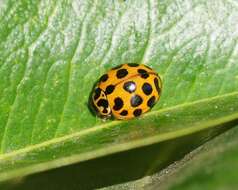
91,63,162,120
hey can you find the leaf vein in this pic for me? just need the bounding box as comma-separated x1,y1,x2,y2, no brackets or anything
0,90,237,160
140,0,151,63
53,1,96,137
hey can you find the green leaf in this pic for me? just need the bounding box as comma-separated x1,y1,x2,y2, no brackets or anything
146,124,238,190
103,125,238,190
0,0,238,188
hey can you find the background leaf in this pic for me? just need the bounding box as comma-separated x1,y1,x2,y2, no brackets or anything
0,0,238,189
143,124,238,190
101,125,238,190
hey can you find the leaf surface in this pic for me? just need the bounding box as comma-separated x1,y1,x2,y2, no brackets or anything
0,0,238,186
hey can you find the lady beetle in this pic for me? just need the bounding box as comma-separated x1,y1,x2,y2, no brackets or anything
90,63,162,120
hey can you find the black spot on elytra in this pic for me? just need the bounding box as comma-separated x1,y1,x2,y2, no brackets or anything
142,82,152,95
116,69,128,79
147,96,156,108
138,69,149,79
99,74,108,82
123,81,136,93
133,109,142,117
105,85,115,95
113,97,123,111
127,63,139,67
130,94,143,107
120,110,128,116
97,99,109,113
94,88,101,100
112,64,123,70
154,77,161,94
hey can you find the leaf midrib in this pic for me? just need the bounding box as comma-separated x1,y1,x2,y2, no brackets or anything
0,90,237,163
